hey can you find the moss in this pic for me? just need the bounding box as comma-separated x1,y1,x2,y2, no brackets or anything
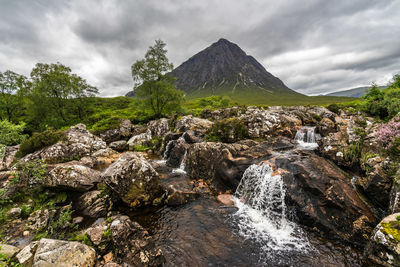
70,233,94,247
206,118,249,143
133,144,150,152
313,114,322,122
382,222,400,242
327,103,340,114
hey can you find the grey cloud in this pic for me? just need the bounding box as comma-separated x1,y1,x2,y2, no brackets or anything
0,0,399,96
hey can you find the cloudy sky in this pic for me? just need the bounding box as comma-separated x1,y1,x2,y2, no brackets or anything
1,0,399,96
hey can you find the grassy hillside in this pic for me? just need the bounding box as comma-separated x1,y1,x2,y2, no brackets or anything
326,86,387,98
185,86,355,106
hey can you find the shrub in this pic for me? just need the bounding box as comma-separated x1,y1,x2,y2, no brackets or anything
16,128,65,158
0,120,27,146
327,103,340,114
14,159,48,186
376,116,400,149
206,118,249,143
313,114,322,122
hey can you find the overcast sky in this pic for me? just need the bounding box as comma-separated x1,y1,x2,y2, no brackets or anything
1,0,399,96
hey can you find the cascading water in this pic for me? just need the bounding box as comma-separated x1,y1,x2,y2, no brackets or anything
172,149,187,174
294,126,318,149
231,164,309,254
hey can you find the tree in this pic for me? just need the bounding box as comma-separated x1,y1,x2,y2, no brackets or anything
131,40,183,118
0,120,27,146
28,62,98,129
0,70,30,122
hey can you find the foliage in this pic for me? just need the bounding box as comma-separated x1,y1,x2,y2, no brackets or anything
26,62,98,130
376,116,400,149
70,233,93,247
0,70,29,122
327,103,340,114
16,128,65,158
313,114,322,122
133,144,150,152
14,159,48,186
206,118,249,143
131,40,184,118
0,120,27,146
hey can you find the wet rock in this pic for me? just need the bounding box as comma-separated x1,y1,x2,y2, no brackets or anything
0,244,20,258
274,151,378,246
100,129,121,144
7,207,21,219
165,138,188,168
102,152,163,208
16,241,38,266
165,184,198,206
119,119,132,139
77,190,111,218
366,213,400,266
356,162,392,210
109,140,128,152
0,145,18,171
44,163,101,191
32,238,96,267
217,194,234,206
127,130,152,150
182,130,202,144
175,115,213,136
109,215,165,266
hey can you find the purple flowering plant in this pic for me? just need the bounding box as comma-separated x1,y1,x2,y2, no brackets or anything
377,116,400,148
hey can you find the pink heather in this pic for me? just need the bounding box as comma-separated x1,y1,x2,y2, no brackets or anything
376,116,400,148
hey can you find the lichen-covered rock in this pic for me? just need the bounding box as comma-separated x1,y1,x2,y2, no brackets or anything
16,241,38,266
100,129,122,144
102,152,162,208
32,238,96,267
367,213,400,266
22,124,106,164
127,130,152,150
165,184,198,206
119,119,132,139
109,140,128,152
147,118,170,137
7,207,21,219
0,244,20,258
28,209,51,231
175,115,213,136
0,145,18,171
317,117,336,136
44,163,101,191
76,190,111,218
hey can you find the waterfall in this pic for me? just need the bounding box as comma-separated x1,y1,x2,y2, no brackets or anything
232,164,309,252
294,126,318,149
172,149,187,174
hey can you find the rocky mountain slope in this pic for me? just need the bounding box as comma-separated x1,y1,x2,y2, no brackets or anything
325,85,387,98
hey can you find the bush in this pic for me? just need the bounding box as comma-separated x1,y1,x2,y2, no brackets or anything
16,128,65,158
327,103,340,114
376,116,400,149
0,120,27,146
206,118,249,143
14,159,48,186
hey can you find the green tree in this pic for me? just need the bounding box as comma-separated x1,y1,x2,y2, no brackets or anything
28,63,98,129
388,74,400,90
131,40,183,118
0,70,30,122
0,120,27,146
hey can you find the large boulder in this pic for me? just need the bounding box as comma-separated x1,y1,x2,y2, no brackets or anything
102,152,163,208
366,213,400,266
32,238,96,267
127,130,152,151
23,124,106,164
43,163,102,191
147,118,170,137
109,140,128,152
119,119,132,139
273,151,378,246
76,190,112,218
16,241,38,266
175,115,213,136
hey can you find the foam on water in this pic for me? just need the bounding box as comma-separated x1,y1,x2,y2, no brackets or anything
172,149,187,174
295,126,319,150
232,164,309,252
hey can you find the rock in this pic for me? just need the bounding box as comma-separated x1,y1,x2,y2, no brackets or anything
182,130,202,144
76,190,111,218
92,148,118,158
217,194,234,206
109,140,128,152
147,118,170,137
0,145,18,171
0,244,20,258
366,213,400,266
317,117,336,136
165,184,198,206
109,215,165,266
16,241,38,266
119,119,132,139
7,207,21,219
85,219,108,248
165,138,188,168
127,130,152,150
28,209,51,231
175,115,213,136
355,162,392,210
274,150,378,246
22,124,106,164
32,238,96,267
44,163,102,191
102,152,163,208
100,129,121,144
72,216,84,224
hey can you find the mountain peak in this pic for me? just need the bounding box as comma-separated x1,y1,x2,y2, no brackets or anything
170,39,299,97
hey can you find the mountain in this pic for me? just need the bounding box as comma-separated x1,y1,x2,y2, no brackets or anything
169,38,300,100
325,86,387,98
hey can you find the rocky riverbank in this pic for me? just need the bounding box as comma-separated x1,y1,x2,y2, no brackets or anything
1,105,399,266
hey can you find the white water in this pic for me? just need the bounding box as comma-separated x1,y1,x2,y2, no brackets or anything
294,126,318,150
172,149,187,174
232,164,309,252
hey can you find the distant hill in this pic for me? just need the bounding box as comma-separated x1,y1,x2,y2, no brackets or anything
325,86,387,98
